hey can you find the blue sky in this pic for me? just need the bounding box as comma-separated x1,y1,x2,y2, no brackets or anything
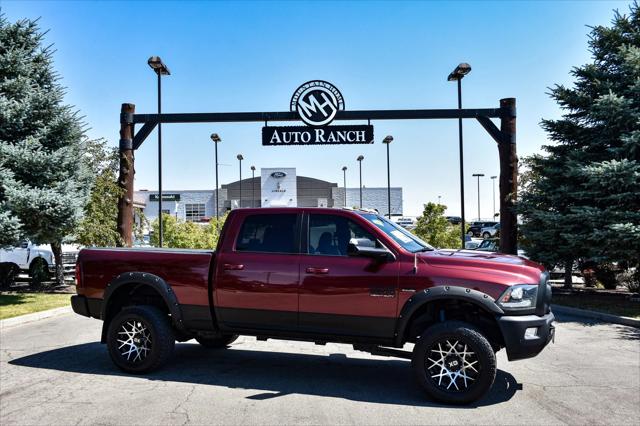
3,0,631,217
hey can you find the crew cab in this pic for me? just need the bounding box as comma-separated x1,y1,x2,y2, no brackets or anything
71,208,554,404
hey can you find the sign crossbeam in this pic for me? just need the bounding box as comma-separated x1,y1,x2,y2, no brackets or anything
132,107,506,125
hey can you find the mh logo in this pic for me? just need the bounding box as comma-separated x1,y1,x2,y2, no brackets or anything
290,80,344,127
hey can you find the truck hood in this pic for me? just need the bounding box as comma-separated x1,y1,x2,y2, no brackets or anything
421,249,545,286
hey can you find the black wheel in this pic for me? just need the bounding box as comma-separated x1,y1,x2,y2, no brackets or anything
0,263,18,290
107,305,175,374
466,230,474,237
29,257,50,288
195,334,238,349
412,321,496,405
482,232,491,239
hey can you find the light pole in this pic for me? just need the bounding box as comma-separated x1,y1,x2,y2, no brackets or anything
382,135,393,218
251,165,256,208
448,62,472,248
148,56,170,247
490,175,497,219
341,166,347,207
472,173,485,221
357,155,364,208
438,195,442,205
210,133,221,225
237,154,243,208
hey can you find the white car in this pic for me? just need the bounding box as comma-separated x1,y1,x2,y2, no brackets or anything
480,223,500,239
0,240,79,287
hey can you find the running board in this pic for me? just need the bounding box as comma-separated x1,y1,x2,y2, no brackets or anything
352,344,412,360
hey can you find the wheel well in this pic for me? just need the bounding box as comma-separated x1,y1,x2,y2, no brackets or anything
403,299,504,350
104,283,170,328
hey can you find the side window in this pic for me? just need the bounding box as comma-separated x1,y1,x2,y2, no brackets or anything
235,214,297,254
309,214,377,256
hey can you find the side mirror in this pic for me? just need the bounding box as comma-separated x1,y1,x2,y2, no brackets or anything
20,241,29,249
347,240,394,261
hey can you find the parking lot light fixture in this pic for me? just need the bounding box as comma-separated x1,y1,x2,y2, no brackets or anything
237,154,244,208
210,133,221,224
448,62,472,249
472,173,485,221
251,165,256,208
148,56,170,247
490,175,497,219
341,166,347,207
357,155,364,208
382,135,394,218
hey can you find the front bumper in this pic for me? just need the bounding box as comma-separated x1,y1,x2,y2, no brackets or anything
498,311,555,361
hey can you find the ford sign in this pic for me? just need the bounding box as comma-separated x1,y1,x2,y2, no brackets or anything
270,171,287,178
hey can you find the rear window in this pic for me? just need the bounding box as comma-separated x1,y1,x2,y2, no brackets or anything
235,214,297,254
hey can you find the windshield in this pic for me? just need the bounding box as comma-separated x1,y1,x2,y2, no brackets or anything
360,213,434,252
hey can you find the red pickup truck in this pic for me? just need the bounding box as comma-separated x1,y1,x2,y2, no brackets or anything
71,208,554,404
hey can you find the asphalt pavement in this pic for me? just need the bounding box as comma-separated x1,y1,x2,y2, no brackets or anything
1,311,639,425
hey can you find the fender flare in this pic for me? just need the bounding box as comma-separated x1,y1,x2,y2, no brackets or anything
100,272,185,342
393,286,504,346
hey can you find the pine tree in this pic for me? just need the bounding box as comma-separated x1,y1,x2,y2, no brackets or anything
0,16,91,284
519,3,640,288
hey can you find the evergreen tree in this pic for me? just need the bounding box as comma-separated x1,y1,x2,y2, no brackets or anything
519,3,640,288
0,16,91,283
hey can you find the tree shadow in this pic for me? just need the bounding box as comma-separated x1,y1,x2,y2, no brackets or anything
554,312,640,340
0,293,29,306
9,342,520,407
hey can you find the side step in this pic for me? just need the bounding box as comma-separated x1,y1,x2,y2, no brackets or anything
352,344,412,360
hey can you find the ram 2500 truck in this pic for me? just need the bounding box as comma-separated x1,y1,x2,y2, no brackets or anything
71,208,554,404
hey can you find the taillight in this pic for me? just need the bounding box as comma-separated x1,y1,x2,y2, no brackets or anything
75,262,82,288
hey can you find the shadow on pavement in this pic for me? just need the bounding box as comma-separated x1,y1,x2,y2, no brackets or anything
9,342,520,407
554,312,640,340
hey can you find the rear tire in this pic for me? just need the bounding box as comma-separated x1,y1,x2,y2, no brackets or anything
482,232,491,239
0,263,18,290
196,334,238,349
107,305,175,374
412,321,496,405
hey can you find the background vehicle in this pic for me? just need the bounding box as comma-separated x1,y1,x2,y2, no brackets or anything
467,221,498,237
0,240,79,288
72,208,554,404
481,223,501,239
446,216,462,225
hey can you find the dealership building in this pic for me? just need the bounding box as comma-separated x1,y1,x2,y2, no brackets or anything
134,167,402,223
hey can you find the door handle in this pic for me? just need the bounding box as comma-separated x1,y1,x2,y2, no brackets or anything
306,267,329,274
223,263,244,271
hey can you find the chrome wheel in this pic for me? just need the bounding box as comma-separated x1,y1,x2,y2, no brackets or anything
117,320,152,363
427,339,479,392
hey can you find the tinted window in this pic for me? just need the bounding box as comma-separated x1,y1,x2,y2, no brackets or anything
309,214,377,256
236,214,298,254
361,214,433,252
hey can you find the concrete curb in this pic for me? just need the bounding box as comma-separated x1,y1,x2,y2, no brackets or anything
552,304,640,328
0,306,72,330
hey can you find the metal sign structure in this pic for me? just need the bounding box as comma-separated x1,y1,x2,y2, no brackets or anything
117,82,518,254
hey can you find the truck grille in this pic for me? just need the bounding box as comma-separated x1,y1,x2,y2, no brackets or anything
62,252,78,265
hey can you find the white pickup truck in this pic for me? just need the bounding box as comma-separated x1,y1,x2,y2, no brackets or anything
0,241,79,288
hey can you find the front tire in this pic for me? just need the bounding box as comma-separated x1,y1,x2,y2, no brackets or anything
412,321,496,405
107,305,175,374
195,334,238,349
29,258,50,288
466,230,474,237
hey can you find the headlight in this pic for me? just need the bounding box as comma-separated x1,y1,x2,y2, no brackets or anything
498,284,538,310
